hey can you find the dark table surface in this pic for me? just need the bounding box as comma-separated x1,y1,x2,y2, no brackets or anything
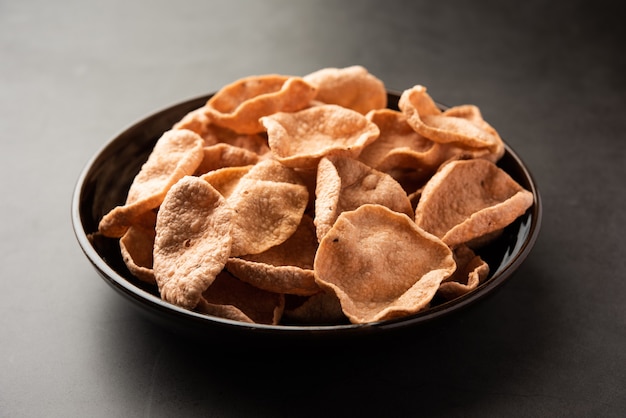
2,1,625,416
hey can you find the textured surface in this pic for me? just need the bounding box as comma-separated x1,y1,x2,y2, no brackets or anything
2,0,625,416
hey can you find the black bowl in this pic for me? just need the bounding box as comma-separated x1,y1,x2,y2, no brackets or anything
72,92,542,345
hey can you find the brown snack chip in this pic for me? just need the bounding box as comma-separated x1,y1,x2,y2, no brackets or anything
437,245,490,300
361,108,447,190
227,160,309,256
204,75,317,134
153,176,233,309
194,143,260,176
398,85,503,152
282,291,347,325
439,105,505,162
119,210,157,284
196,271,284,325
262,104,380,169
226,215,320,296
315,155,414,241
304,65,387,114
98,129,204,238
200,165,253,199
201,124,271,156
314,204,456,323
172,107,211,136
415,159,534,248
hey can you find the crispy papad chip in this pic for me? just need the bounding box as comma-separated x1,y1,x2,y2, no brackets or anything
441,105,505,161
437,245,489,301
361,108,447,190
359,106,504,189
282,292,347,325
194,143,260,175
262,104,380,169
201,124,271,156
226,215,320,296
153,176,233,310
361,109,440,169
172,107,211,137
227,160,309,256
398,85,502,152
241,157,305,185
204,75,317,134
196,271,284,325
119,210,157,284
415,159,534,248
314,204,456,324
315,155,414,241
200,165,253,199
304,65,387,114
98,129,204,238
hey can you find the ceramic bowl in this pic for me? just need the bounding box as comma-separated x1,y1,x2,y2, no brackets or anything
72,92,542,344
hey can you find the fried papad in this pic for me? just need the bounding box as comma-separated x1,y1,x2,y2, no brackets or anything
204,74,317,134
226,215,320,296
201,123,271,156
194,143,260,176
437,245,489,300
226,160,309,256
415,159,534,248
172,107,211,136
360,108,448,190
153,176,233,310
398,85,503,153
314,204,455,323
282,291,347,325
200,165,253,199
98,129,204,238
119,209,157,284
304,65,387,114
197,270,284,325
314,155,414,241
261,104,380,169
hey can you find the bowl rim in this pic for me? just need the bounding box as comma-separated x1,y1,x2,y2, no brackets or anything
71,92,543,336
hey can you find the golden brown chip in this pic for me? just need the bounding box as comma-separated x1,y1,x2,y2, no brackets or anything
201,124,271,156
437,245,489,300
226,215,320,296
282,291,347,325
200,165,253,199
398,85,502,152
98,129,204,238
361,109,438,168
315,155,414,241
304,65,387,114
314,204,456,323
196,270,285,325
172,107,211,137
262,104,380,170
240,157,305,185
119,210,157,284
361,108,448,189
439,105,505,162
415,159,534,248
227,160,309,256
153,176,233,310
204,75,317,134
194,143,260,176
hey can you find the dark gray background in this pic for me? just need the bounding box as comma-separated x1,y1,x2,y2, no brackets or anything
2,0,625,416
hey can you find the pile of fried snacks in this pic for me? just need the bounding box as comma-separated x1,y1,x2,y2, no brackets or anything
98,65,533,325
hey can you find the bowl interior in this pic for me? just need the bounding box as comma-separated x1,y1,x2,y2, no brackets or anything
72,92,542,341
